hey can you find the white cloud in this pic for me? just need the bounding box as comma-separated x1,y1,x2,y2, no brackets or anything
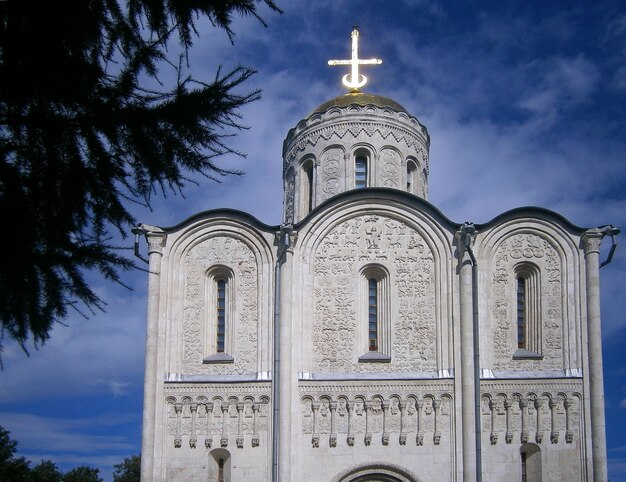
517,55,600,125
92,379,132,398
0,282,146,403
0,411,137,454
613,65,626,90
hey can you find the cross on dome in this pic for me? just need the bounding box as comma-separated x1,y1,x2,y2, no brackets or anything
328,26,382,92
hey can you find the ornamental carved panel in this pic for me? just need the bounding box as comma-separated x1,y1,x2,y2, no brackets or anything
480,381,582,446
482,391,581,445
283,115,429,174
183,235,258,374
164,388,270,449
300,388,453,449
312,215,436,373
318,147,344,203
378,148,401,188
490,233,562,370
285,168,295,223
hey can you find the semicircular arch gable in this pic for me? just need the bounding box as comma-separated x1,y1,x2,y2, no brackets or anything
475,217,580,264
297,199,454,263
167,217,274,268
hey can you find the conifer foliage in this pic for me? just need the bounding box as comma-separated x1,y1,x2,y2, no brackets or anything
0,1,280,355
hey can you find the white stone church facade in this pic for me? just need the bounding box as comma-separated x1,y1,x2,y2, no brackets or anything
137,82,616,480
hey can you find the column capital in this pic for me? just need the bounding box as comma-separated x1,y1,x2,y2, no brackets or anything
137,224,166,255
581,229,604,255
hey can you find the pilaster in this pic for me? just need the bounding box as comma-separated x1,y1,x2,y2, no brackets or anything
581,229,608,482
456,225,477,482
277,228,296,481
140,227,166,481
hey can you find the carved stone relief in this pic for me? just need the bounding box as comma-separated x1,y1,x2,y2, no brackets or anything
285,168,295,223
312,215,437,373
283,116,429,177
379,148,401,188
300,390,452,448
318,148,344,204
490,233,563,370
165,391,270,449
184,235,258,374
480,389,580,445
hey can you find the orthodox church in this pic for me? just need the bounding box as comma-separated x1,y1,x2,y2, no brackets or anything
137,28,617,481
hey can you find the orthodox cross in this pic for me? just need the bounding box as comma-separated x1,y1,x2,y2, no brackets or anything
328,26,382,92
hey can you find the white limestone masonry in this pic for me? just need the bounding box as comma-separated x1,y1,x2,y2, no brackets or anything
139,91,614,481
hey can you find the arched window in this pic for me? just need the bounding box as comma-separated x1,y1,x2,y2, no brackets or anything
406,159,418,194
513,263,542,359
216,279,226,353
302,159,314,214
359,265,391,362
368,278,378,351
204,266,235,363
355,155,368,188
517,275,526,348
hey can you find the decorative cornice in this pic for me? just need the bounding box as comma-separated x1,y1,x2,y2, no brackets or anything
480,379,583,392
298,379,454,394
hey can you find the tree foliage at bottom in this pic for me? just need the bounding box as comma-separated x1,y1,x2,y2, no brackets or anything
113,455,140,482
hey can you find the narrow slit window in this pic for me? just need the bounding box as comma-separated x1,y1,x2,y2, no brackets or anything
368,278,378,351
517,276,526,349
513,263,543,359
217,279,226,353
406,160,417,193
359,265,390,361
355,156,367,188
304,161,314,212
521,451,527,482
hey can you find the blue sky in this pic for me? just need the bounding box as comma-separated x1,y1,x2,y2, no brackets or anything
1,1,625,480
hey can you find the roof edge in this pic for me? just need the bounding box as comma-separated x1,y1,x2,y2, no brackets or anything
154,208,280,234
